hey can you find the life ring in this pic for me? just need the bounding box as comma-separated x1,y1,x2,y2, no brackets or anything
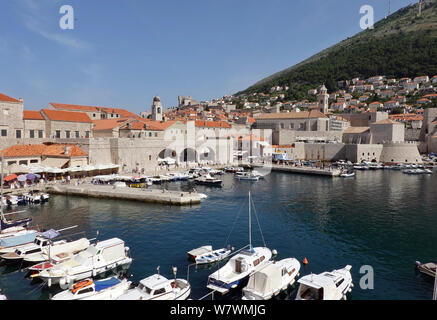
72,279,93,294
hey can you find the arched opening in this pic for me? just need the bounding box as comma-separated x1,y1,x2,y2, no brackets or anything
180,148,197,163
198,147,215,163
158,149,177,160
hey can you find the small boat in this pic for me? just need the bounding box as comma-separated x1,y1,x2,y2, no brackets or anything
195,247,232,265
194,174,222,187
51,276,132,300
238,174,260,181
24,237,90,265
187,245,212,261
1,230,67,262
0,215,32,232
340,172,355,178
0,229,38,254
37,238,133,289
22,192,42,204
415,261,436,277
296,265,353,300
242,258,301,300
198,193,208,200
117,267,191,300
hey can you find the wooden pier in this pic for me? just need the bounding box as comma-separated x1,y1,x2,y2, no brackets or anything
46,184,202,205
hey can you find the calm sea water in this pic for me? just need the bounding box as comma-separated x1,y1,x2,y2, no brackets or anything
1,170,436,300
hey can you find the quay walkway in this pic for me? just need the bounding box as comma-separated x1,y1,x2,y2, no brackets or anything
46,184,202,206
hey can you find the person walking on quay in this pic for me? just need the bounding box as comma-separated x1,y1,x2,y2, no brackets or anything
67,174,71,184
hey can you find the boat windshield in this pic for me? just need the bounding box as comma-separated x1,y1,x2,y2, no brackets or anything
138,283,152,294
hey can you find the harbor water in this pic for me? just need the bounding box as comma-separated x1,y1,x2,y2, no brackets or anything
1,169,437,300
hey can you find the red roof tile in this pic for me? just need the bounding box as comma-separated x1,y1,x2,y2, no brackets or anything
0,144,87,158
42,109,92,123
23,110,44,120
0,92,20,103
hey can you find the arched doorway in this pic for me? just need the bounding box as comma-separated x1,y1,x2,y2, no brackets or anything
180,148,197,163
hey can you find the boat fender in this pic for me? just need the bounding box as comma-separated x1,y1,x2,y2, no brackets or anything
303,257,309,265
48,278,52,288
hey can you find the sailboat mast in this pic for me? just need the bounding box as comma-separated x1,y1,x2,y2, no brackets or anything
249,191,252,249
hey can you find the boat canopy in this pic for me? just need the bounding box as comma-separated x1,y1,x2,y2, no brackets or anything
40,229,60,239
94,277,121,292
245,263,281,295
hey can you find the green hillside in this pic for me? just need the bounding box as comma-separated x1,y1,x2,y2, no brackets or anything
237,0,437,100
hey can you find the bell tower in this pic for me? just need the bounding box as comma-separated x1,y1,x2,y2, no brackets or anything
317,84,329,114
152,96,163,121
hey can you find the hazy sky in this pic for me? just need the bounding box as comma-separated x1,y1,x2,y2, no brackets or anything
0,0,415,112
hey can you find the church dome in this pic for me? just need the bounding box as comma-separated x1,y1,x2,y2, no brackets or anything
153,96,161,102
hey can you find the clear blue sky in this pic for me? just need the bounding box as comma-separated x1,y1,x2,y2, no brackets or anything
0,0,415,112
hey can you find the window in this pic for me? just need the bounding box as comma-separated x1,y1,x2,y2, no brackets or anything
149,132,152,137
290,123,294,129
55,130,61,138
16,130,21,139
1,129,7,137
154,288,166,295
149,155,152,161
85,131,90,138
75,131,80,138
29,130,35,138
66,131,70,139
280,123,285,129
154,133,158,137
38,130,43,138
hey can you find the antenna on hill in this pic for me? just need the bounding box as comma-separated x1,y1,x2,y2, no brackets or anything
388,0,391,16
418,0,423,17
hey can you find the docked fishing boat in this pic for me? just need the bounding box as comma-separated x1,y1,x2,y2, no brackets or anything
0,229,67,262
117,267,191,300
242,258,301,300
195,247,232,265
207,192,272,295
51,276,132,300
187,245,212,261
0,229,38,254
415,261,436,277
37,238,132,288
22,191,42,204
296,265,353,300
236,173,260,181
0,215,32,232
24,237,90,265
194,174,222,186
340,172,355,178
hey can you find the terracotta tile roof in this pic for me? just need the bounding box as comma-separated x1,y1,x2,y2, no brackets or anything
120,120,179,131
23,110,44,120
92,118,131,130
42,109,92,123
50,103,142,120
0,144,87,158
0,92,20,103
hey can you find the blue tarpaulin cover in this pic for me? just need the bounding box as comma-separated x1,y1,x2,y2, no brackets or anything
40,229,60,239
94,277,121,292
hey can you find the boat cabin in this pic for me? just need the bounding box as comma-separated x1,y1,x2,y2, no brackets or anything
297,272,346,300
233,250,266,274
136,275,185,300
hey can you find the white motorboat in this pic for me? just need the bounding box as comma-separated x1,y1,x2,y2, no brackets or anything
198,193,208,201
207,192,272,295
242,258,301,300
22,192,42,204
195,247,232,265
117,267,191,300
236,173,260,181
195,174,222,186
187,245,212,261
37,238,133,289
296,265,353,300
24,237,90,264
0,229,38,254
340,172,355,178
51,276,132,300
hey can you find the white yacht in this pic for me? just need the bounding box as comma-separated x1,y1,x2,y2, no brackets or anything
37,238,132,289
296,265,353,300
117,268,190,300
51,276,132,300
